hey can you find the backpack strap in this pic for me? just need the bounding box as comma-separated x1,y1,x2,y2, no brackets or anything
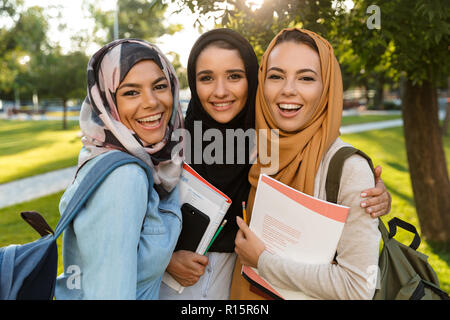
325,146,390,244
326,146,375,203
20,211,55,237
53,151,153,239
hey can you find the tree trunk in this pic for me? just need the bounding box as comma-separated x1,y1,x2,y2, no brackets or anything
62,99,67,130
363,80,371,109
402,79,450,243
374,74,384,109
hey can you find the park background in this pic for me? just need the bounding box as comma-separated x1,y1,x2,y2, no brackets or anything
1,0,449,295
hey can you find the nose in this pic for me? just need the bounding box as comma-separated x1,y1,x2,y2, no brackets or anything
142,89,158,109
213,77,228,98
281,78,297,97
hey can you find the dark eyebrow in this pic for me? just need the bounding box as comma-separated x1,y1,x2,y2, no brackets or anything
296,68,318,75
226,69,245,74
267,67,284,74
196,69,246,77
117,76,168,90
152,76,168,85
267,66,318,76
196,70,212,77
117,83,141,90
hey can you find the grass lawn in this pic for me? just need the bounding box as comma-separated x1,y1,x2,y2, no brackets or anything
341,114,402,126
44,111,80,118
0,120,82,184
0,192,65,275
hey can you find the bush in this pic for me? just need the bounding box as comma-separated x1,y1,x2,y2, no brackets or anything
383,101,402,110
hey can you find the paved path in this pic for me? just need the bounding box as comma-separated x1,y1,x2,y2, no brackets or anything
0,111,445,209
340,118,403,134
0,166,77,209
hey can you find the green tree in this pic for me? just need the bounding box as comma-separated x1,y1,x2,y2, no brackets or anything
334,4,398,108
35,49,89,129
173,0,340,59
0,0,22,23
342,0,450,243
90,0,182,43
90,0,187,91
0,4,48,103
166,51,188,89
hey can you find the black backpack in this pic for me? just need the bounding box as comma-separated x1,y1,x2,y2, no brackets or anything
326,146,449,300
0,151,153,300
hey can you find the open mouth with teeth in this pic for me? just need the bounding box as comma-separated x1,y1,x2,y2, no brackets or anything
210,101,234,111
277,103,302,117
136,112,164,129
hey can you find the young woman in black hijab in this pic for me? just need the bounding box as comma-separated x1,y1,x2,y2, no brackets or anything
159,28,258,299
160,28,392,300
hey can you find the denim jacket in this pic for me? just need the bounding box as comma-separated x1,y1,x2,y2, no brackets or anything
55,151,182,300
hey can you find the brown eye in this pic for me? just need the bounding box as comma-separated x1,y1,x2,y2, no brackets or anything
199,75,213,82
228,73,244,80
267,74,282,80
154,83,168,90
122,90,139,96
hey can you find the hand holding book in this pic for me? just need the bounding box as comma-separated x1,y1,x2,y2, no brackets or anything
166,250,209,287
162,163,232,293
239,174,350,300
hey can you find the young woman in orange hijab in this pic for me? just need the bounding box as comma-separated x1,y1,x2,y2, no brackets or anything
231,28,382,300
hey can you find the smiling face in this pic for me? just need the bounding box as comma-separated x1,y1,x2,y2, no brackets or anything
195,45,248,124
115,60,173,145
264,41,323,132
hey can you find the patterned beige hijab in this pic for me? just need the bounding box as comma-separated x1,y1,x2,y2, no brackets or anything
247,28,343,215
78,39,184,195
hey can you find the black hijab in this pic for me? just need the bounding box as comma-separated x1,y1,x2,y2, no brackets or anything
185,28,258,252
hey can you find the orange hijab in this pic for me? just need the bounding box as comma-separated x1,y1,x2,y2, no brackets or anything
230,27,344,300
246,27,343,216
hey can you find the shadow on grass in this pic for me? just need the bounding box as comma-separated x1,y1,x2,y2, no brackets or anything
0,120,79,157
386,161,409,173
383,181,415,206
0,136,55,157
427,241,450,256
426,241,450,277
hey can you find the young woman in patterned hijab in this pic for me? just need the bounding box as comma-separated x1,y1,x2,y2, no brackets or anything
78,38,184,195
55,39,184,299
